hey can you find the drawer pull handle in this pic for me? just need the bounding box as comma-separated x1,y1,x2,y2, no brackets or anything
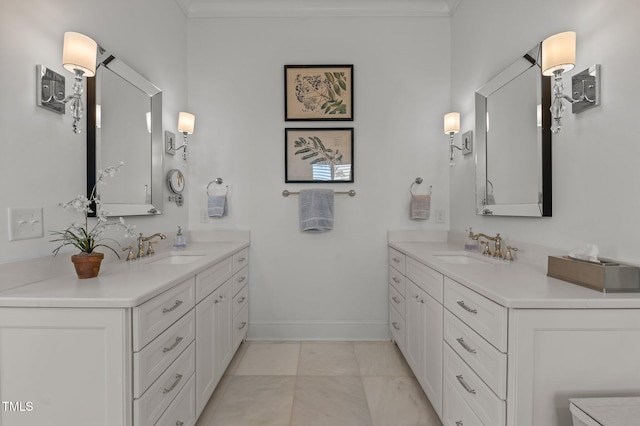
392,321,400,330
456,374,476,395
237,257,246,262
237,296,247,304
238,276,246,283
176,421,185,426
456,422,463,426
392,296,400,304
456,337,477,354
163,374,183,394
162,300,183,313
163,336,184,353
392,257,401,263
392,277,400,283
238,321,247,330
457,300,477,314
214,299,220,304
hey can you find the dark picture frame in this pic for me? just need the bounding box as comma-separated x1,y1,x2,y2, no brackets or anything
284,65,354,121
285,128,354,183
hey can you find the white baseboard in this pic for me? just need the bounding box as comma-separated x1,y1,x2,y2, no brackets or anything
247,320,390,341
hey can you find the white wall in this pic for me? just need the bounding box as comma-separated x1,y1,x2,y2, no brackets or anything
187,17,451,339
0,0,188,265
450,0,640,263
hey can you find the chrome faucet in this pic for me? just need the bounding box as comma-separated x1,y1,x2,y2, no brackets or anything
136,233,167,259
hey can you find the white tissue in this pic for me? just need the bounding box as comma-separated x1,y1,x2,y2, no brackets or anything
568,244,600,263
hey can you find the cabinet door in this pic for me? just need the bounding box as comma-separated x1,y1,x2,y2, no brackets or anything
422,292,443,419
405,281,424,381
215,279,233,378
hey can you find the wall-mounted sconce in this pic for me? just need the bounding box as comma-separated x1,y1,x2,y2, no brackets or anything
572,64,601,114
36,65,66,114
175,112,195,160
542,31,576,134
61,31,98,134
445,112,473,166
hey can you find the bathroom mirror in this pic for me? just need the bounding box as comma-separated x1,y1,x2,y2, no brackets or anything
87,48,163,216
475,43,552,217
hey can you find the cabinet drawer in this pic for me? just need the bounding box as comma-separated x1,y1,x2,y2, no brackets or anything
134,342,195,426
155,373,196,426
444,344,505,426
407,257,444,303
389,303,405,352
133,310,195,397
444,278,507,352
134,278,195,351
196,256,233,302
389,284,405,318
389,267,406,297
233,303,249,351
443,373,484,426
444,310,507,400
231,266,249,297
233,248,249,274
389,247,406,275
233,284,249,318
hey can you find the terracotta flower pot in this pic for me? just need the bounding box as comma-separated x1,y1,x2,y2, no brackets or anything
71,252,105,279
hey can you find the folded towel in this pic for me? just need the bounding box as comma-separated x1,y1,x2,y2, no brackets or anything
208,194,228,217
410,194,431,220
299,189,334,232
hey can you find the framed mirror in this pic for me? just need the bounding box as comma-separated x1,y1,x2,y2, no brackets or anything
87,48,163,216
475,43,552,217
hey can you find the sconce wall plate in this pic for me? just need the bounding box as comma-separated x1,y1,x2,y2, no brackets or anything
165,130,176,155
36,65,66,114
572,64,601,114
462,130,473,155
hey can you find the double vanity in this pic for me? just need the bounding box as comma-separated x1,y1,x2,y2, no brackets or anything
0,237,249,426
389,234,640,426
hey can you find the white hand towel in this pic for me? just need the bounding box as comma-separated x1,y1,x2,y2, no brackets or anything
208,194,228,217
410,194,431,220
299,189,334,232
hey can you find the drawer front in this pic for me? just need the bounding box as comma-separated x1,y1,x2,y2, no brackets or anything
233,303,249,351
134,278,195,351
444,278,507,352
389,267,406,297
231,266,249,297
389,284,406,319
233,284,249,318
233,248,249,274
444,344,505,426
155,373,196,426
196,256,233,302
134,342,195,426
407,257,444,303
389,247,406,275
444,311,507,400
442,374,485,426
133,310,195,397
389,303,406,352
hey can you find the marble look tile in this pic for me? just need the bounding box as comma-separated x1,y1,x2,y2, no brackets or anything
290,376,372,426
353,342,413,377
235,342,300,376
297,342,360,376
195,375,232,426
206,375,296,426
224,341,249,376
362,377,442,426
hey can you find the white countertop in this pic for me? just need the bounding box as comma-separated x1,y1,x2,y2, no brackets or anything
389,241,640,309
0,241,249,308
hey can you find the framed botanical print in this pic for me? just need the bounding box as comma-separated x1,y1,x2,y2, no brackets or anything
284,65,354,121
285,128,354,183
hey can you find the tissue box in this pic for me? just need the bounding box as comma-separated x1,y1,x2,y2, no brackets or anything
547,256,640,293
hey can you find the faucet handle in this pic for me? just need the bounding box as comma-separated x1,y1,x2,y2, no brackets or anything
505,245,519,262
146,240,159,256
122,245,136,262
480,241,492,257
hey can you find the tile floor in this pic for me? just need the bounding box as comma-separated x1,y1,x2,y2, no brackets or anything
195,341,442,426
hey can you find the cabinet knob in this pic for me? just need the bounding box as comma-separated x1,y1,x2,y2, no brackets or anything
238,321,247,330
392,257,400,263
392,277,400,283
392,322,400,330
237,296,246,304
392,296,400,304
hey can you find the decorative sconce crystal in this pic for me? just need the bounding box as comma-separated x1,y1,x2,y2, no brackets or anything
542,31,576,134
444,112,460,166
176,112,195,160
62,32,98,134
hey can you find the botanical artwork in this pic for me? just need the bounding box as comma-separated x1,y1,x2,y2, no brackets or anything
285,65,353,121
285,128,354,183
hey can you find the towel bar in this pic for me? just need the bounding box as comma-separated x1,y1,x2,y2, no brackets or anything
282,189,356,197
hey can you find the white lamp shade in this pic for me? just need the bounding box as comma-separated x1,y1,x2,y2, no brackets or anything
444,112,460,135
178,112,195,134
542,31,576,76
62,32,97,77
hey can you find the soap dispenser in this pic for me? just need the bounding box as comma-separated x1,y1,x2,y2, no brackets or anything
173,226,187,249
464,228,478,252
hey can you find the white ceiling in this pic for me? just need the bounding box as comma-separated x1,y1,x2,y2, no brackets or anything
174,0,462,18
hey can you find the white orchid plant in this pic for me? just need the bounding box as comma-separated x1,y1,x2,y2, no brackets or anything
50,162,137,257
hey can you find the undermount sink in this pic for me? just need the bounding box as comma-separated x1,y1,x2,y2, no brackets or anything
432,252,496,265
145,252,206,265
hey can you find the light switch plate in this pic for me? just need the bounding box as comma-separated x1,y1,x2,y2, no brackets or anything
8,207,44,241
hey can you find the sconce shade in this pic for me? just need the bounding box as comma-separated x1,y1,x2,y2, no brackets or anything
444,112,460,135
542,31,576,76
62,32,97,77
178,112,195,134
